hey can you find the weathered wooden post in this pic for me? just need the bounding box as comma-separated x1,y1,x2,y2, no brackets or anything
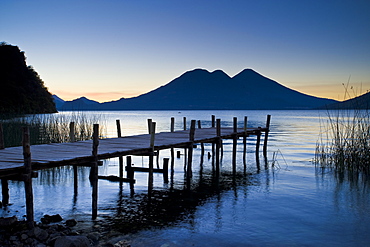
116,120,125,178
73,165,78,196
170,117,175,174
187,120,196,178
22,127,34,228
183,117,188,170
91,124,99,220
256,127,261,154
150,122,156,149
232,117,238,175
211,115,216,167
1,179,9,206
243,116,248,169
189,120,196,142
147,119,152,134
126,156,134,182
116,119,122,138
148,122,156,194
0,123,4,149
0,123,8,204
163,158,169,183
126,156,135,195
69,122,75,142
70,122,78,194
215,119,221,177
156,151,160,169
170,117,175,132
198,120,204,164
117,156,123,178
233,117,238,132
216,119,221,138
263,115,271,158
255,127,261,168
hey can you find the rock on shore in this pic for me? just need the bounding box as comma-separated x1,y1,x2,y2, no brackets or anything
0,216,131,247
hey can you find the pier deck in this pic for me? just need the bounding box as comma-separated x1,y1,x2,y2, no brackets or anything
0,115,271,226
0,127,267,177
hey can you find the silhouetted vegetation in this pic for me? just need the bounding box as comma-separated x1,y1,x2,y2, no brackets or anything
0,112,106,147
315,88,370,174
0,42,56,114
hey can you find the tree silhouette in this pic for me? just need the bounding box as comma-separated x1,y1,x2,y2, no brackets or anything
0,43,56,114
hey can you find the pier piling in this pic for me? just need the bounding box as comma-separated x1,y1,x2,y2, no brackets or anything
187,120,196,178
232,117,238,175
1,179,9,206
116,119,122,138
0,114,271,220
163,158,169,183
69,122,75,142
148,122,156,194
0,124,4,150
91,124,99,220
215,119,221,177
263,115,271,158
255,127,261,168
243,116,248,168
22,127,34,229
126,156,134,182
116,119,124,178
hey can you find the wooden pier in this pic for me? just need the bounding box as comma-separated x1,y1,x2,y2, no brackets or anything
0,115,271,227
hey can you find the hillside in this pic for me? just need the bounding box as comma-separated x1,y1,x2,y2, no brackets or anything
52,95,65,109
0,43,56,114
60,96,100,110
321,91,370,109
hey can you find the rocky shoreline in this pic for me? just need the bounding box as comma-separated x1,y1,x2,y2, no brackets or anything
0,215,131,247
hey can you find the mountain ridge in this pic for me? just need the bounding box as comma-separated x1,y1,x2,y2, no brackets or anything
320,91,370,109
58,68,338,110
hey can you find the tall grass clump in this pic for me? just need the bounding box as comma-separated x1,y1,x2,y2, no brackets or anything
315,86,370,174
0,112,106,148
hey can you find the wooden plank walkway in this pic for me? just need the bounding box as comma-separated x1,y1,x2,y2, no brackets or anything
0,115,271,226
0,127,267,177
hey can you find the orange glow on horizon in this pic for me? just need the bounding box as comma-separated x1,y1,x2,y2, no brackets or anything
52,90,143,103
52,82,370,103
292,82,370,101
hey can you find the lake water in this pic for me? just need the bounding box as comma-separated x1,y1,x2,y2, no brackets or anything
1,110,370,246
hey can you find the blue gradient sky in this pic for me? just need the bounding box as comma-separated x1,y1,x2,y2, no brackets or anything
1,0,370,102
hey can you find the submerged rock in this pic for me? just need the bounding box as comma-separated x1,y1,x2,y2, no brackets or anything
32,227,49,241
54,235,90,247
40,214,63,224
66,219,78,227
0,216,17,227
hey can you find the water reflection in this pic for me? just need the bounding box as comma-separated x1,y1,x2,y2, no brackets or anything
316,167,370,216
2,110,370,246
103,169,260,234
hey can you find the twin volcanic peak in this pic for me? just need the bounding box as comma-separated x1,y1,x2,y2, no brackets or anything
57,68,337,110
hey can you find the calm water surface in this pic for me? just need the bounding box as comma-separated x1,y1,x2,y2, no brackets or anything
1,110,369,246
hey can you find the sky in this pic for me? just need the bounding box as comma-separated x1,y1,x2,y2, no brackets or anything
1,0,370,102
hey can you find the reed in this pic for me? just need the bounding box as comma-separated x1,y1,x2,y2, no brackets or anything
315,90,370,174
0,112,106,147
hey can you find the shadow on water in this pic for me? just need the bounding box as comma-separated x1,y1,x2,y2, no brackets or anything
101,170,260,234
